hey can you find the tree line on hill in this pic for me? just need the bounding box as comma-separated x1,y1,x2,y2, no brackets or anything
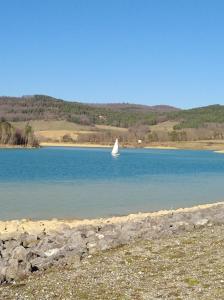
1,95,224,130
1,95,224,144
0,95,166,128
0,120,39,147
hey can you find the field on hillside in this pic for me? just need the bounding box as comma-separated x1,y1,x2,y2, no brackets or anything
2,95,224,145
11,120,95,131
12,121,129,143
10,120,224,148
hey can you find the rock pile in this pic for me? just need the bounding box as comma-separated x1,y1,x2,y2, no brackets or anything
0,203,224,283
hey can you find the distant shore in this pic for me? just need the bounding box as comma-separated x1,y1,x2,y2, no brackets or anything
39,140,224,151
0,144,36,149
40,142,178,150
2,140,224,152
39,142,111,148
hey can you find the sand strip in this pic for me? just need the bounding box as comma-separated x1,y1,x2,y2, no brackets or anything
0,201,223,236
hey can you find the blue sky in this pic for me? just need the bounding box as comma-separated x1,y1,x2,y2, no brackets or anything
0,0,224,108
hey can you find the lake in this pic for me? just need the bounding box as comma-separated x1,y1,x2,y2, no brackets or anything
0,147,224,220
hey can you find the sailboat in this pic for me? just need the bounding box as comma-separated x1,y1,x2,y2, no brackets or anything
111,138,120,157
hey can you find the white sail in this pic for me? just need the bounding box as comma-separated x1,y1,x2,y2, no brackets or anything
111,138,119,156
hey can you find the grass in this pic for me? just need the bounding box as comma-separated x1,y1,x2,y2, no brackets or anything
12,120,95,131
184,278,200,286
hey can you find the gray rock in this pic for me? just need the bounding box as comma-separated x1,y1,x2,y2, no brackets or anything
5,258,18,282
30,256,53,271
12,246,28,262
85,230,96,238
21,233,39,248
36,236,62,253
17,261,31,280
4,240,19,253
195,218,209,227
87,242,98,254
44,248,60,257
0,261,7,283
98,237,117,251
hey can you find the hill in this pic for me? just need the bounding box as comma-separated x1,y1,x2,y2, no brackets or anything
1,95,224,145
0,95,178,128
170,105,224,129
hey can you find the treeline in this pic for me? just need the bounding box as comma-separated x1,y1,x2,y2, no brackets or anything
0,121,39,147
60,123,224,145
1,95,224,131
171,105,224,129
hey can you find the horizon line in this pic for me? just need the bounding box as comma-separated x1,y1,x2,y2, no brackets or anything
0,93,222,110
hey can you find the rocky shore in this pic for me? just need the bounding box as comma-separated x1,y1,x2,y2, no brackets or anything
0,202,224,286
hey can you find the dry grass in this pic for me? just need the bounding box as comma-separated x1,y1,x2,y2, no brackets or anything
11,120,224,151
11,120,95,131
35,130,97,142
95,125,128,132
12,121,127,144
150,121,179,131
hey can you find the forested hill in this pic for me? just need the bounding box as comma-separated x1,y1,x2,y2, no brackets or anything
0,95,224,130
0,95,178,128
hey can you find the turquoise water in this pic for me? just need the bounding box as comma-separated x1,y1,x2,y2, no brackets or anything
0,147,224,220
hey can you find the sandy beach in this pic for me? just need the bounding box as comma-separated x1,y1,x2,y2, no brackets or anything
144,145,179,149
39,141,224,151
0,144,35,149
41,142,180,150
39,142,111,148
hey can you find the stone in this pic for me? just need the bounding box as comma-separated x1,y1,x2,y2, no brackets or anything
85,230,96,238
36,236,61,252
1,204,224,285
4,240,19,253
0,262,7,283
30,257,53,271
12,246,28,262
21,233,39,248
44,248,60,257
17,261,31,280
98,238,114,251
195,218,209,227
87,242,98,254
5,259,18,282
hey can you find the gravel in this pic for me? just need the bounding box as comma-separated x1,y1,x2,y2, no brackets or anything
1,223,224,300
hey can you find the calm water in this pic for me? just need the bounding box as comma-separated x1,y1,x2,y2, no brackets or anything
0,147,224,220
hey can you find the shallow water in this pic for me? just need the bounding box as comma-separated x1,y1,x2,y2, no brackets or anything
0,147,224,219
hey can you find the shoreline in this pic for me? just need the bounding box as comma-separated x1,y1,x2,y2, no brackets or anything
39,141,224,151
0,201,223,236
1,141,224,151
1,201,224,284
39,142,111,148
0,144,36,149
